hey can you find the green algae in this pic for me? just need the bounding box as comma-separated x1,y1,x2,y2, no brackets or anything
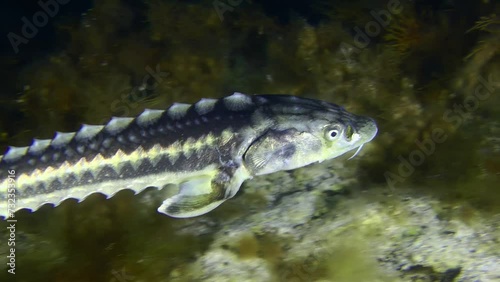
1,0,500,281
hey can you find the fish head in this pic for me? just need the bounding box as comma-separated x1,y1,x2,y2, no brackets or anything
243,95,378,176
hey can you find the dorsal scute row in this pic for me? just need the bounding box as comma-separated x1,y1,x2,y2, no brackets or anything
2,92,257,163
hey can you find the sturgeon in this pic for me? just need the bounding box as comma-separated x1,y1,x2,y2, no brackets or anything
0,93,377,218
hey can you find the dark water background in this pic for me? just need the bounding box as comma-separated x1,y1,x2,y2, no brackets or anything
0,0,499,281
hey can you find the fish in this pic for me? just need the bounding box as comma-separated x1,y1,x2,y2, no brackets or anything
0,93,378,218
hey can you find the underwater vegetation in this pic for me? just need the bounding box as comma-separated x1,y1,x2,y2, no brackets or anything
0,0,499,281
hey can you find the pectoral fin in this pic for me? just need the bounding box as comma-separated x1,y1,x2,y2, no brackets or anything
157,167,249,218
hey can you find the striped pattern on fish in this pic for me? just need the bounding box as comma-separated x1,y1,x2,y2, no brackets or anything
0,93,378,218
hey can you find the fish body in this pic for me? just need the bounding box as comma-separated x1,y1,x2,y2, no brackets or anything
0,93,377,218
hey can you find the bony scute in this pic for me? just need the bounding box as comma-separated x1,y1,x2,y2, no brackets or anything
0,93,377,218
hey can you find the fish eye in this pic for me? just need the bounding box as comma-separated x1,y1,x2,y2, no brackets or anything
325,125,341,141
329,130,338,138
